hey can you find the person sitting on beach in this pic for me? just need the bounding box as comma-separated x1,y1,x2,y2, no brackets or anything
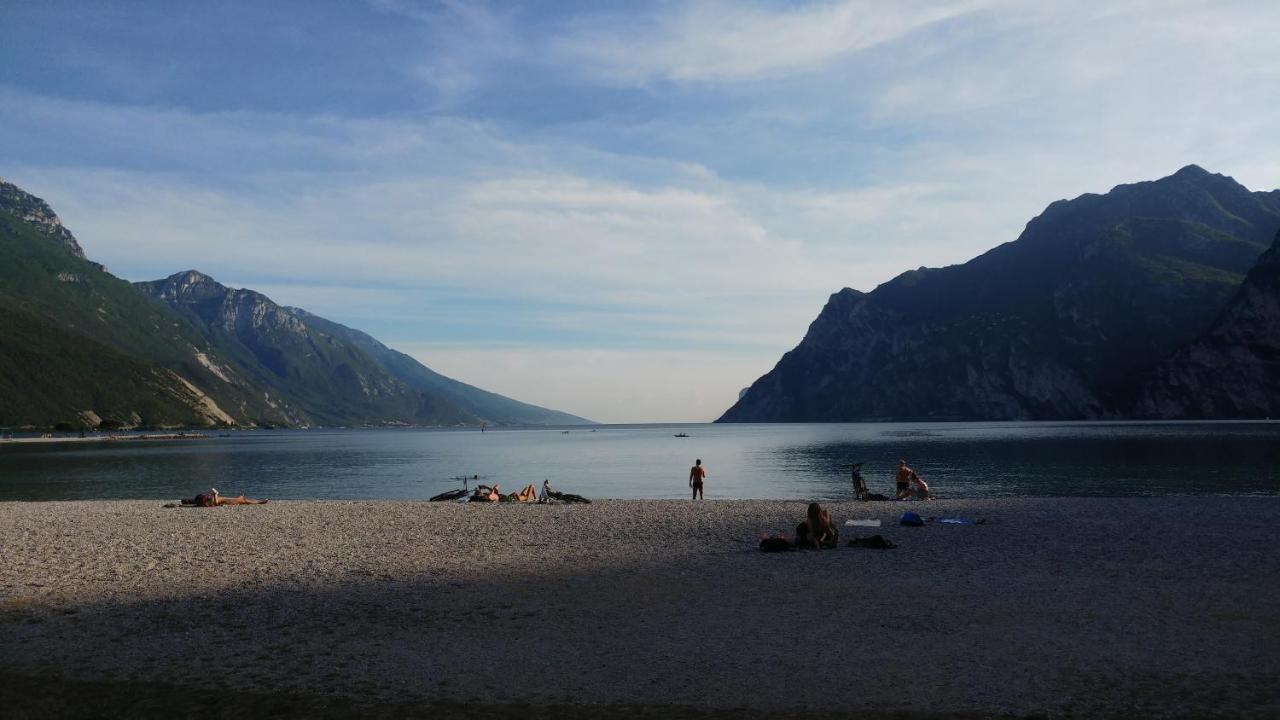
910,471,933,501
796,502,839,549
180,488,268,507
894,460,915,500
539,480,552,504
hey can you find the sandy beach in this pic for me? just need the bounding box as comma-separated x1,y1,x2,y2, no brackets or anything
2,497,1278,718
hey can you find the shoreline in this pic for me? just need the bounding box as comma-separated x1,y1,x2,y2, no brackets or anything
0,432,208,444
3,497,1278,718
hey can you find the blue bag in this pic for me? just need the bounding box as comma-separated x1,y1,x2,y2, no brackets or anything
899,511,924,527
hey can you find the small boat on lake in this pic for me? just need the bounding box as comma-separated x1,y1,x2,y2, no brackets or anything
673,433,690,438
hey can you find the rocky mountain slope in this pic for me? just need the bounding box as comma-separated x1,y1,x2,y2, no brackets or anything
0,177,86,259
1139,229,1280,418
295,309,587,426
137,272,589,426
719,166,1280,422
0,178,587,428
0,181,280,427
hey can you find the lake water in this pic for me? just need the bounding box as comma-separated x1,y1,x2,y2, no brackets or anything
1,422,1278,502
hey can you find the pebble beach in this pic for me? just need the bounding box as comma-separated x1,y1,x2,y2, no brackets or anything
2,497,1278,718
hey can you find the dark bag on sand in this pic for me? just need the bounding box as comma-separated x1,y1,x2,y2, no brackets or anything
900,511,924,527
865,493,889,501
847,535,897,549
759,537,795,552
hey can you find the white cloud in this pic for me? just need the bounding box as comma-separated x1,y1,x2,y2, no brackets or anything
553,0,994,84
5,0,1279,423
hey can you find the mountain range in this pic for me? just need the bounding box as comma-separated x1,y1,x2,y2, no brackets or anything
719,165,1280,422
0,177,587,429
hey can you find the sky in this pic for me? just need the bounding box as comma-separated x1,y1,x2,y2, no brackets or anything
2,0,1278,423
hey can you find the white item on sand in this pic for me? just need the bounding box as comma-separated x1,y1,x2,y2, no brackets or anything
845,519,882,527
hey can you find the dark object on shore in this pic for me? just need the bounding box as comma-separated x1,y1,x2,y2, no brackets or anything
849,463,888,500
759,536,795,552
851,462,868,500
673,433,690,437
429,488,468,502
847,535,897,549
547,490,590,504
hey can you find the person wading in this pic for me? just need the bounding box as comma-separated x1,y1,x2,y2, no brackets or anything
689,458,707,500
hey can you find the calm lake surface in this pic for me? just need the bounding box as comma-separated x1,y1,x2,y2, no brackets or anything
1,422,1278,501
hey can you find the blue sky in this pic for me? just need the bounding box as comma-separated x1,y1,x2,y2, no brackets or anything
3,0,1278,422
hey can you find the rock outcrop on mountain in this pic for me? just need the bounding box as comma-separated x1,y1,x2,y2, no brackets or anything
1138,230,1280,418
0,177,588,428
0,178,86,259
720,166,1280,422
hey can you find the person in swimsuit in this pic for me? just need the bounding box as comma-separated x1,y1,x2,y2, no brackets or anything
689,459,706,500
895,460,914,500
910,471,933,500
180,488,268,507
471,483,500,502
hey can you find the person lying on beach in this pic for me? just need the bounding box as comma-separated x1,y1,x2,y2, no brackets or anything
796,502,839,549
180,488,268,507
504,484,538,502
472,484,500,502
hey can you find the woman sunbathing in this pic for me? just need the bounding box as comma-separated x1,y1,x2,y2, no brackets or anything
471,484,501,502
504,483,538,502
180,488,268,507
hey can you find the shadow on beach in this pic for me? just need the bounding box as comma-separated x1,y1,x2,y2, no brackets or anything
2,498,1279,719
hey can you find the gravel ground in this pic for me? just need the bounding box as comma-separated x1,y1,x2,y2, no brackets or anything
2,497,1278,718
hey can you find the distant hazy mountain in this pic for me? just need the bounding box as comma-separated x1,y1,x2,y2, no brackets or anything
0,177,588,428
720,166,1280,422
294,309,587,426
137,271,589,427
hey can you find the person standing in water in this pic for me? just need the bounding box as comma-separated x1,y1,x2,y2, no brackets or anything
689,458,706,500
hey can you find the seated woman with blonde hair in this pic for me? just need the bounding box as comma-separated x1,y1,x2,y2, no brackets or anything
796,502,839,549
909,471,933,500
